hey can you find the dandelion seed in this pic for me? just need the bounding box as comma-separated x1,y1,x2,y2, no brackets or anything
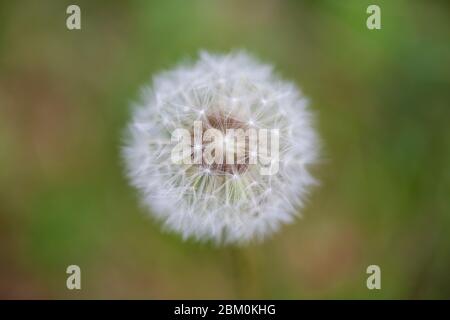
122,51,319,245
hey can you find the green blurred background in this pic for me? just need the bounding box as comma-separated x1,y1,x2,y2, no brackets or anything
0,0,449,299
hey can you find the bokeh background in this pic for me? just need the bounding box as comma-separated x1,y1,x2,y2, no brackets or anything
1,0,449,299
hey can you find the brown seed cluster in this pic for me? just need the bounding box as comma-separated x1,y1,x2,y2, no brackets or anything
191,112,250,175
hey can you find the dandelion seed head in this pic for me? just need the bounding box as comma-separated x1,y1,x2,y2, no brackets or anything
122,50,319,245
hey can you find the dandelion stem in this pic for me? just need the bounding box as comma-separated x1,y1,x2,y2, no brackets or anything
229,247,257,298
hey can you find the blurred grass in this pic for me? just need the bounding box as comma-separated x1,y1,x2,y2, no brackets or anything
0,0,449,298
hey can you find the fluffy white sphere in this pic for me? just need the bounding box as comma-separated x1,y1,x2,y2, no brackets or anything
122,51,319,245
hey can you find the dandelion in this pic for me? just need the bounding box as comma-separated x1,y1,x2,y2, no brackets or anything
122,51,319,245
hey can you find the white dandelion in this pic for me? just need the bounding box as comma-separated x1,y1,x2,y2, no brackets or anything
122,51,319,245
